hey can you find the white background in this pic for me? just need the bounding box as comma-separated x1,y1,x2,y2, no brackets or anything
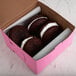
0,0,76,76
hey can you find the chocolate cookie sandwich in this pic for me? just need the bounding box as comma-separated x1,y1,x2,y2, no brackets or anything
21,36,43,57
40,22,63,45
27,15,48,36
7,25,30,46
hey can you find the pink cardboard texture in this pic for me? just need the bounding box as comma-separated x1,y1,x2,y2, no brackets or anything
0,29,75,74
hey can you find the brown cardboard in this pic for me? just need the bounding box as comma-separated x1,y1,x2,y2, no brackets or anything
0,0,75,31
0,0,37,30
38,2,75,31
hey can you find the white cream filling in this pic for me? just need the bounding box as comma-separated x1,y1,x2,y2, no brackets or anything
21,37,33,49
28,17,47,30
40,22,58,38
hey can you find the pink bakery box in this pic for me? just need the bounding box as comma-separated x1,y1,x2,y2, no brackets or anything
0,0,75,74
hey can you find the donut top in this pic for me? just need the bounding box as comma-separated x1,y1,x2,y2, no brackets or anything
21,37,33,49
28,17,47,30
40,22,58,38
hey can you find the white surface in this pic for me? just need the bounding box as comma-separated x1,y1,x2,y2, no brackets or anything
0,0,76,76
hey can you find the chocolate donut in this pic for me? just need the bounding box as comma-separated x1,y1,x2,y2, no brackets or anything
21,36,43,57
8,25,30,46
40,22,63,45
